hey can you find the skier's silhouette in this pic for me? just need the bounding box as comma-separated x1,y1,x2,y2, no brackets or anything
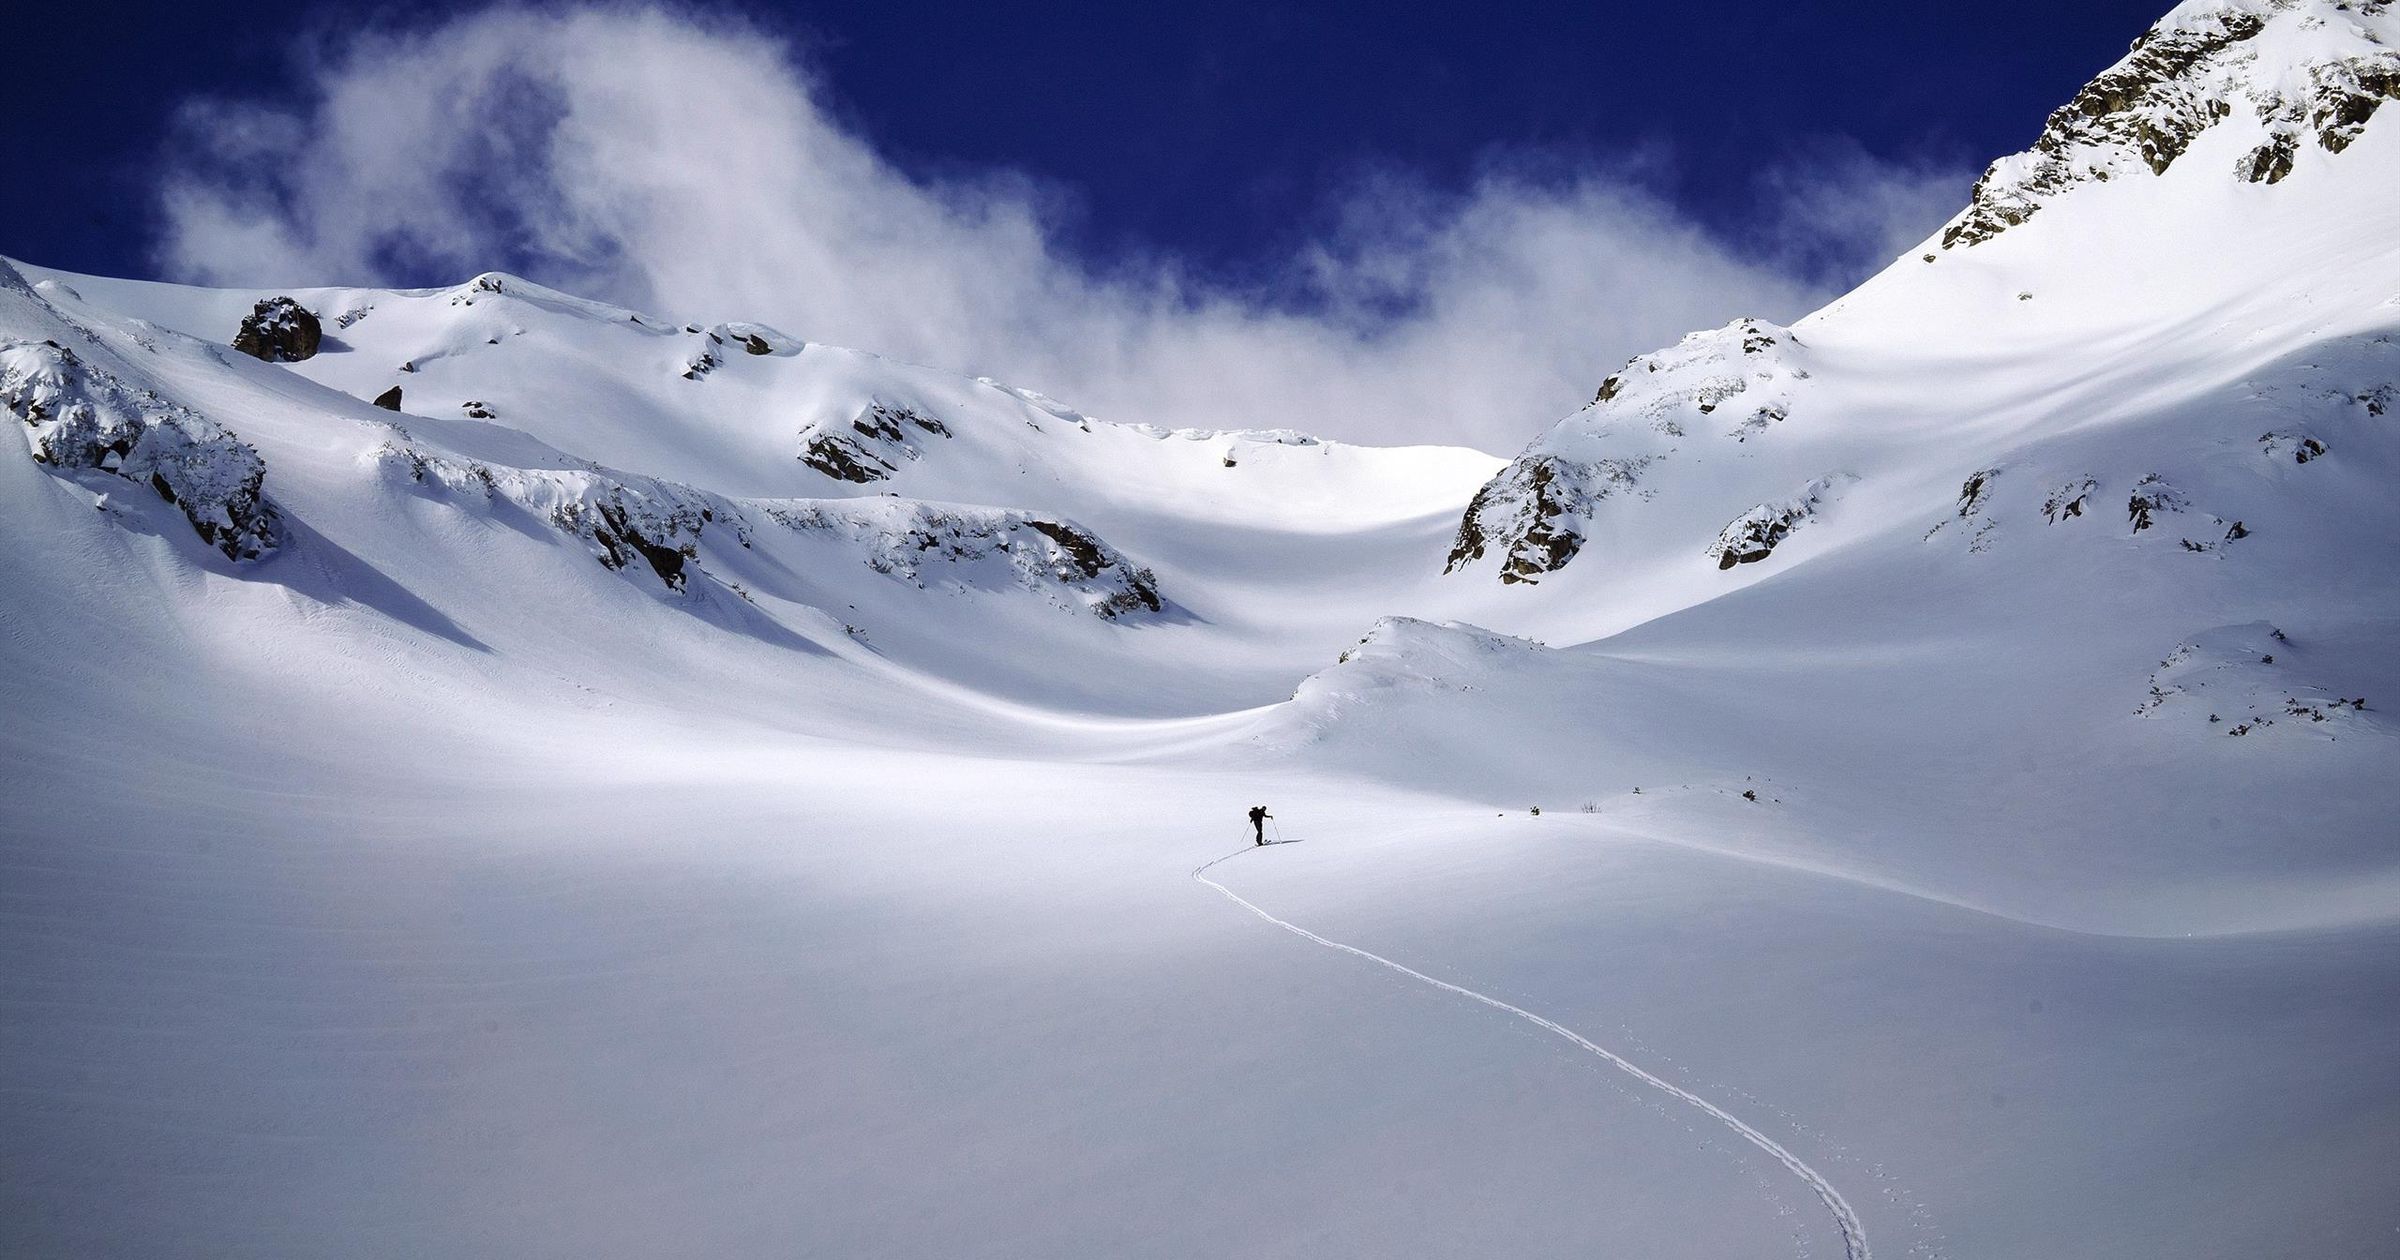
1248,805,1272,845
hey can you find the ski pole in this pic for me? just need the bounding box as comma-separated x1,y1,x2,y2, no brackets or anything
1271,818,1285,843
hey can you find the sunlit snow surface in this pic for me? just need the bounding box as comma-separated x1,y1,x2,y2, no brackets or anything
7,3,2400,1255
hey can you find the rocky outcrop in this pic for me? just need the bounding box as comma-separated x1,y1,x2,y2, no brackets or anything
761,499,1164,619
2042,476,2099,523
1447,455,1652,584
1944,2,2399,248
2308,47,2400,152
1448,318,1804,583
680,322,799,379
1706,475,1847,570
2,338,279,561
797,402,950,484
372,436,730,591
373,386,403,411
2258,430,2327,463
2125,473,2188,533
231,297,322,363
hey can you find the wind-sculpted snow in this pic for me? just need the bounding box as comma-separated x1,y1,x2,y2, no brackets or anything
2137,621,2378,737
10,5,2400,1253
1266,618,1568,767
1,337,279,563
1316,616,1549,693
1944,0,2400,246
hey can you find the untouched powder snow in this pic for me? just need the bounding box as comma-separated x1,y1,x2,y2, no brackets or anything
6,3,2400,1257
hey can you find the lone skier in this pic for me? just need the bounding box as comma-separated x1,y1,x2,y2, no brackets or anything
1248,805,1272,845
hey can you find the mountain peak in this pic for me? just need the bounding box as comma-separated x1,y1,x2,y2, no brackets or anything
1941,0,2399,247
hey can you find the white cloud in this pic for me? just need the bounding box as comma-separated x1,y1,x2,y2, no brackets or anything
154,5,1969,452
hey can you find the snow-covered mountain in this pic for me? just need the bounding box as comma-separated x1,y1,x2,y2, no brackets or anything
7,3,2398,1258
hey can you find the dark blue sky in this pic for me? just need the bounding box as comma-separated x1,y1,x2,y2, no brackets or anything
8,1,2168,284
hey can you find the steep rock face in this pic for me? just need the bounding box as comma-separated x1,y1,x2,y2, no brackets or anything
1944,0,2400,247
761,499,1164,619
231,297,323,363
798,402,952,484
1447,318,1804,582
2,339,279,561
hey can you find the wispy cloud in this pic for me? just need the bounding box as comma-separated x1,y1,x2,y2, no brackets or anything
154,5,1970,451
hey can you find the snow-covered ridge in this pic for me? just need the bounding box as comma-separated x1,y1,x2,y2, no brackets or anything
760,498,1164,619
1445,1,2400,593
1942,0,2400,247
1,264,281,562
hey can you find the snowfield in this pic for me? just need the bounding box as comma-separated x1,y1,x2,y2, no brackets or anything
6,1,2400,1256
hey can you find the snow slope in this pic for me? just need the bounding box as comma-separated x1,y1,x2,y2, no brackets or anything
6,2,2399,1257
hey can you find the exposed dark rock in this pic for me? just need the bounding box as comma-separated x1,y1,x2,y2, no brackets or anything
231,297,322,363
1029,519,1163,614
2126,474,2186,533
2311,53,2400,152
742,333,772,356
1707,475,1845,571
2260,430,2329,462
797,403,948,484
2042,476,2098,523
1452,459,1579,584
1956,468,2000,518
592,499,692,588
2237,131,2298,183
1944,9,2267,247
766,500,1164,618
462,400,495,419
799,433,894,483
373,386,403,411
374,439,724,592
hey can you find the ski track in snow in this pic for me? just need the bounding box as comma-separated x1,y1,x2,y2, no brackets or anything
1193,847,1870,1260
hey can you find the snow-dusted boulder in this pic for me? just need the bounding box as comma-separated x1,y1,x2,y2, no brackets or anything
2,338,279,561
231,296,323,363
